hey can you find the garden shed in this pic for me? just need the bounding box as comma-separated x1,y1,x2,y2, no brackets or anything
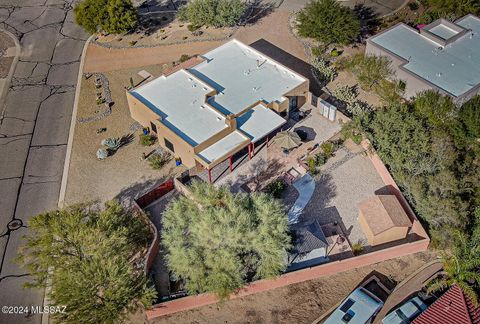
358,195,412,246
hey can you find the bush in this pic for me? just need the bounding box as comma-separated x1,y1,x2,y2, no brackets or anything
187,24,200,32
96,148,108,160
96,97,105,105
101,137,122,151
312,57,337,83
297,0,361,45
139,134,156,146
330,49,341,57
177,0,247,28
179,54,191,63
307,157,317,174
265,179,287,198
345,54,393,91
148,151,171,169
311,45,327,57
320,142,334,157
74,0,138,35
352,242,364,255
314,153,326,166
374,79,404,104
128,40,137,46
408,2,419,10
332,85,358,106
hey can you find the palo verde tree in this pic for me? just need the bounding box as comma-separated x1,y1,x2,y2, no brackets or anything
297,0,361,45
177,0,247,28
74,0,138,34
162,181,291,299
17,201,157,324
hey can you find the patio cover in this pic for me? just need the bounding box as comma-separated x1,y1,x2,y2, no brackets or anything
196,130,249,165
237,104,287,143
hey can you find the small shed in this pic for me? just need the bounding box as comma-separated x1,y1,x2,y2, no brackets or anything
358,195,412,246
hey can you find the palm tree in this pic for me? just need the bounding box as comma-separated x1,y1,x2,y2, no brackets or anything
428,209,480,305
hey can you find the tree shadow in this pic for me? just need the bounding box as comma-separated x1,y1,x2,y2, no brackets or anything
249,38,322,95
242,0,277,26
114,176,170,208
353,4,380,39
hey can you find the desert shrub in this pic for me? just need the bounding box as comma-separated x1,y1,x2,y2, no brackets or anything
311,45,327,57
312,57,337,83
408,2,419,10
352,242,364,255
139,134,156,146
307,157,317,174
179,54,191,63
265,179,287,198
320,142,334,158
96,97,105,105
345,54,393,91
374,79,405,104
177,0,247,28
74,0,138,35
148,151,171,169
347,100,373,117
101,137,122,151
297,0,361,45
314,153,326,166
128,40,137,46
96,148,108,160
187,24,200,32
332,85,358,106
330,48,341,57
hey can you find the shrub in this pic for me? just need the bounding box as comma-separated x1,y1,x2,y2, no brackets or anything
74,0,138,35
297,0,361,45
311,44,328,57
312,57,337,84
96,148,108,160
307,157,317,174
320,142,334,157
332,85,358,106
314,153,326,166
345,54,393,91
265,179,287,198
139,134,156,146
374,79,404,104
347,100,373,117
187,24,200,32
330,49,341,57
352,133,362,144
148,151,171,169
177,0,247,28
96,97,105,105
408,2,419,10
179,54,191,63
352,242,364,255
128,40,137,46
101,137,122,151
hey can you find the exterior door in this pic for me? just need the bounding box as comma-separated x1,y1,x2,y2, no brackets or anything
289,96,298,110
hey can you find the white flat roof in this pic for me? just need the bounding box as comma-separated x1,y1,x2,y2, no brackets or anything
131,70,227,146
369,15,480,97
237,104,286,142
197,130,248,164
189,40,306,115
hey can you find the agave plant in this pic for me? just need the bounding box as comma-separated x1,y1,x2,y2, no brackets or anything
101,137,121,151
96,148,108,160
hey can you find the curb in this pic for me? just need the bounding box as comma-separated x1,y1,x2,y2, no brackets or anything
57,34,94,209
0,28,20,117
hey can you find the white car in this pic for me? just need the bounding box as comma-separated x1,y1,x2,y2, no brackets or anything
382,297,427,324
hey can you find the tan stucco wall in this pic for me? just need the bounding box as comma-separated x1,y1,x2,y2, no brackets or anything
358,210,409,246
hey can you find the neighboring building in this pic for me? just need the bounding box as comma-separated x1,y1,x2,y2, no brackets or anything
287,219,329,271
414,285,480,324
126,39,310,180
324,287,384,324
366,14,480,104
358,195,412,246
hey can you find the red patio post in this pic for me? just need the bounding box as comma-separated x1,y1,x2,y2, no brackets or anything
266,136,269,147
251,142,255,157
229,156,233,172
207,168,212,183
248,143,252,160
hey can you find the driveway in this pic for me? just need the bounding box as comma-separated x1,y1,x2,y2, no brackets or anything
0,1,88,323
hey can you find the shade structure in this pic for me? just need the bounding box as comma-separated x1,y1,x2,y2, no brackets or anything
272,131,302,150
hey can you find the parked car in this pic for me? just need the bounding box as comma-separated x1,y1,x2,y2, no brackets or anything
325,287,384,324
382,296,427,324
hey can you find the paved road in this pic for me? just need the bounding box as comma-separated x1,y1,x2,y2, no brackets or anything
0,0,87,323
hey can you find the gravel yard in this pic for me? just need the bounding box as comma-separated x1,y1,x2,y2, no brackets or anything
301,144,387,247
64,64,184,205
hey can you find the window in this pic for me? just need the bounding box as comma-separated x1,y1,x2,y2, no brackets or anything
164,138,175,153
150,122,157,134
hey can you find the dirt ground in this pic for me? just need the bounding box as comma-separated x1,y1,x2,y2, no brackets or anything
64,64,185,205
149,251,437,324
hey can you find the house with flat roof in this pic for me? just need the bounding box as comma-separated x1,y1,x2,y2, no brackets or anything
366,14,480,104
127,39,309,180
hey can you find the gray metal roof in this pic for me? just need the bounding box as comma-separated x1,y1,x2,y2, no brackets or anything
290,219,328,254
369,15,480,97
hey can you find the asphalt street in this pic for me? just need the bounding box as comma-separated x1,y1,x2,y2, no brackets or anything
0,0,87,323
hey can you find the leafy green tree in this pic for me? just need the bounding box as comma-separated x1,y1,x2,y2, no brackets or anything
74,0,138,34
425,0,480,18
297,0,361,45
162,181,291,299
345,54,393,91
17,201,156,323
177,0,247,28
